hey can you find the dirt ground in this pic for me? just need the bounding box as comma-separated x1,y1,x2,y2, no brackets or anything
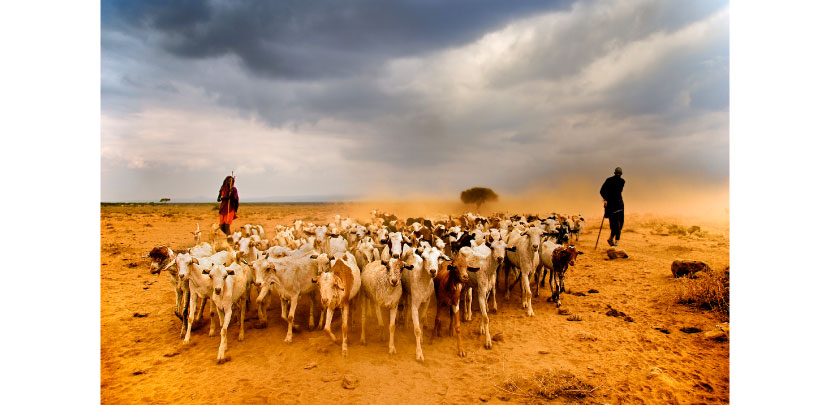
100,203,729,404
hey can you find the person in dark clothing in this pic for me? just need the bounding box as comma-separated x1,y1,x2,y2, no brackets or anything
217,175,239,236
600,167,625,246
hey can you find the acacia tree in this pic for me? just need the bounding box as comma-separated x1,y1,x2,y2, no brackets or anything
460,187,498,211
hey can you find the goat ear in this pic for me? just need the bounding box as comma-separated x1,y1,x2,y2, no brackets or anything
447,265,456,271
227,269,235,276
506,246,517,252
309,254,318,259
202,269,210,274
191,257,200,265
467,266,480,272
577,251,584,255
404,264,414,270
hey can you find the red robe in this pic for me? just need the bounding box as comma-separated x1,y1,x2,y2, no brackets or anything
218,187,239,225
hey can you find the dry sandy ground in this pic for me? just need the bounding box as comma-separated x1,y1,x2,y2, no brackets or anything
101,203,729,404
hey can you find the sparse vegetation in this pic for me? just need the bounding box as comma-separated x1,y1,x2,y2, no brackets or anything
674,267,730,318
644,221,710,238
499,369,597,401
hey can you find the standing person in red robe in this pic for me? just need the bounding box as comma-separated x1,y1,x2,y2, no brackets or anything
217,175,239,236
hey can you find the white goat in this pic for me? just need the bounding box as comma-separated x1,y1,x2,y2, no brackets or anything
360,257,411,354
207,261,253,363
401,246,444,361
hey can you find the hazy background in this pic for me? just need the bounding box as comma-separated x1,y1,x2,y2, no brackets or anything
101,0,729,218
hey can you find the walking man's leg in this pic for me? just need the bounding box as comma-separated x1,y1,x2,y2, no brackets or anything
616,213,624,244
608,213,622,246
607,215,617,246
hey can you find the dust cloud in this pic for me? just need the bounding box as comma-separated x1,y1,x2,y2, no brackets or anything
344,177,729,225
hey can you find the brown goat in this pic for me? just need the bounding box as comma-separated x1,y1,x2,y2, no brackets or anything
544,245,582,307
432,255,479,357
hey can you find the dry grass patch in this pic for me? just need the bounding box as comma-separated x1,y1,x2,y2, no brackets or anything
644,220,708,237
499,369,598,401
673,267,730,319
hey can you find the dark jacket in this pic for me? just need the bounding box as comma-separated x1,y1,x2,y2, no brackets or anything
218,187,239,216
600,175,624,218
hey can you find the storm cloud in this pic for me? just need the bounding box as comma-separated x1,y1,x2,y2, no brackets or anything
101,0,729,207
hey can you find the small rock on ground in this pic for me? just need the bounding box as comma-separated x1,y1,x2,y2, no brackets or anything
671,259,711,278
342,375,359,390
607,247,629,259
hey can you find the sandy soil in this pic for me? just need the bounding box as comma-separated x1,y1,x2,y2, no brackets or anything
101,203,729,404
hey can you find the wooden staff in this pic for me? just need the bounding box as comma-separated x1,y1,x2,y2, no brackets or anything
594,216,605,250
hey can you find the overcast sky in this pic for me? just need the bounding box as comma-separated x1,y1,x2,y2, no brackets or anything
101,0,729,202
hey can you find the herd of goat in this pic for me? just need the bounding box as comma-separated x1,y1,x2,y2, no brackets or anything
145,210,585,363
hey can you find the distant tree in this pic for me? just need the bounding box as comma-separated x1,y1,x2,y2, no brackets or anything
460,187,498,211
159,198,171,203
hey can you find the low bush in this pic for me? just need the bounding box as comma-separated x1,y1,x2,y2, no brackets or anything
674,267,729,318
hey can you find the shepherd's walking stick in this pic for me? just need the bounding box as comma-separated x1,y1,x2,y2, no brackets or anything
594,216,606,250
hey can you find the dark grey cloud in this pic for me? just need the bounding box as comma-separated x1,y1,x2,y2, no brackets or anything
103,0,576,80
